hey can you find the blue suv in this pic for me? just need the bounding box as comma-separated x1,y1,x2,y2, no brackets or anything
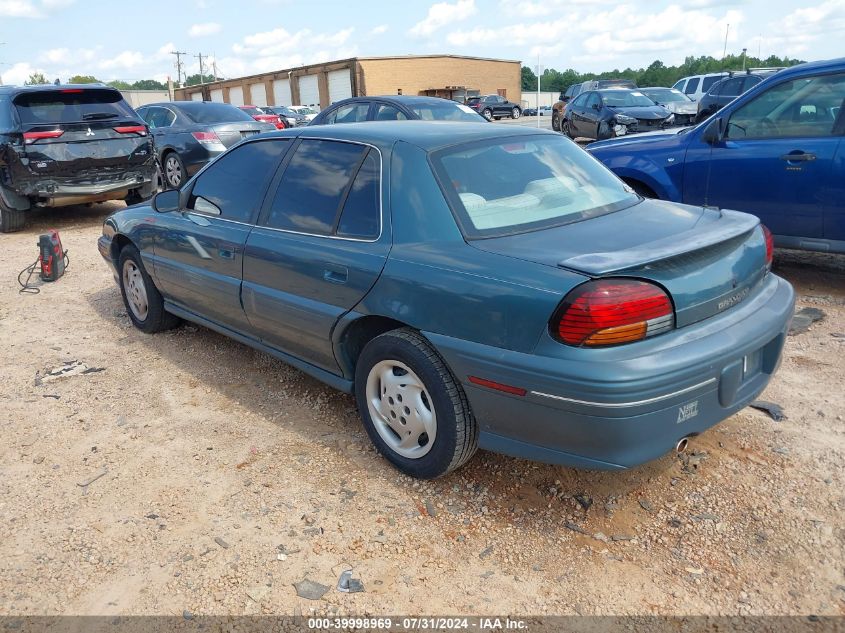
588,58,845,254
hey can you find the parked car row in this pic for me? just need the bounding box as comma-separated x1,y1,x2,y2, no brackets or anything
588,57,845,255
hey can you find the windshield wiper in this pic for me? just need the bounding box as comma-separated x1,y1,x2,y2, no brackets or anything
82,112,119,120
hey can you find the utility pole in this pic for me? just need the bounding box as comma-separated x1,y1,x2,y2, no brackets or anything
212,54,219,81
171,50,187,87
536,52,543,129
722,24,730,59
741,48,747,71
195,52,205,84
0,43,5,86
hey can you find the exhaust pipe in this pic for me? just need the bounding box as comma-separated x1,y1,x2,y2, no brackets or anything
676,437,690,453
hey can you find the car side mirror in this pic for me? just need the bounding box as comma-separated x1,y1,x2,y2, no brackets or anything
152,189,180,213
702,117,724,144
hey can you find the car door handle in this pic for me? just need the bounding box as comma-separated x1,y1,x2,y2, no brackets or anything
780,152,816,162
184,213,212,226
323,266,348,284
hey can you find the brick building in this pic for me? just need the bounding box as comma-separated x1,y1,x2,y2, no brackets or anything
174,54,521,109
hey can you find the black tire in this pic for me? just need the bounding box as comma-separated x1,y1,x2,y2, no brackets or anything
482,108,493,121
511,107,521,119
118,244,180,333
0,198,27,233
561,118,574,139
552,112,560,132
354,328,478,479
162,151,186,189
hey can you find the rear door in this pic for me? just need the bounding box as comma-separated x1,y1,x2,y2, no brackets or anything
13,88,151,179
683,70,845,241
152,138,290,330
242,138,389,372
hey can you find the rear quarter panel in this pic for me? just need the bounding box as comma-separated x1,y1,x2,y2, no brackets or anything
354,140,587,354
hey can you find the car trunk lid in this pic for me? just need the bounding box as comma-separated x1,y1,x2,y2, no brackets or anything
469,200,769,328
211,121,274,148
13,88,152,178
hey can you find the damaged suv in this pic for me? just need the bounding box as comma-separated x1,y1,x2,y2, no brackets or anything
0,84,157,232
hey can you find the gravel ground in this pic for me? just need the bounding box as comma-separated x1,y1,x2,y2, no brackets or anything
0,203,843,617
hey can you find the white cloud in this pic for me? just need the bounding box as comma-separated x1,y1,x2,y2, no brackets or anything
410,0,476,37
766,0,845,56
1,61,44,84
189,22,222,37
233,26,354,58
41,0,75,7
370,24,389,35
99,51,145,70
0,0,41,17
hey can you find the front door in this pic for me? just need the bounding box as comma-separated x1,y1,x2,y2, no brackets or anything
683,71,845,242
242,138,389,373
152,138,290,330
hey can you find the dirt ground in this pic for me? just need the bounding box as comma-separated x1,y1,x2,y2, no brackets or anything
0,202,843,618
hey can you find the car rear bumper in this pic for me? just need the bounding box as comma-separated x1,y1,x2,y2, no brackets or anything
426,273,794,470
13,169,156,205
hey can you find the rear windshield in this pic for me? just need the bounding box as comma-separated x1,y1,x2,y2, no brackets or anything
431,136,639,238
411,102,485,122
14,89,136,125
177,102,256,124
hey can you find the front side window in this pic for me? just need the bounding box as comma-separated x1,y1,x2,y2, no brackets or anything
570,93,588,108
265,139,370,235
189,139,289,222
673,79,686,91
431,136,639,238
585,93,601,109
727,72,845,139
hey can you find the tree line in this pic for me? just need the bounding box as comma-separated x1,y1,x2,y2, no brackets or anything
24,73,219,89
521,54,805,94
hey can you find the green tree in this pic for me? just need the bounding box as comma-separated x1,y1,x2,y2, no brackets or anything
185,73,217,86
521,66,537,91
67,74,100,84
107,80,132,90
132,79,167,90
24,72,48,85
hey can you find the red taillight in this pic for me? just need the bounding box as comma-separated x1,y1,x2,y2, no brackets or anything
276,121,286,129
60,89,83,93
113,125,147,136
762,224,774,268
554,279,674,347
192,131,221,144
23,130,64,144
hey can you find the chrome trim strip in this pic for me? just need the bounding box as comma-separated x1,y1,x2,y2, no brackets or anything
530,378,717,409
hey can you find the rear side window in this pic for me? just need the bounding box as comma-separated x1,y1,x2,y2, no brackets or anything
326,103,369,124
337,150,380,239
374,104,408,121
684,78,700,95
717,78,744,98
189,139,289,222
14,89,136,125
264,139,367,235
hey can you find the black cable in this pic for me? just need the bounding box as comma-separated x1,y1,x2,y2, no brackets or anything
17,258,40,294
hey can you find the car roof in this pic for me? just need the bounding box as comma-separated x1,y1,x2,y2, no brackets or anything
258,120,558,152
331,95,469,107
0,83,119,97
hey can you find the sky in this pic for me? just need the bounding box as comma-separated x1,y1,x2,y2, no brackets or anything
0,0,843,86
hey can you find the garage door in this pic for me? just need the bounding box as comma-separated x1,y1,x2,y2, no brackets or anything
327,69,352,104
272,79,291,106
228,86,244,106
209,88,224,103
190,92,203,102
298,74,319,107
249,83,267,107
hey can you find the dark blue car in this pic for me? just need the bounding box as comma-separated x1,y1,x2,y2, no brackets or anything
588,57,845,254
98,121,794,479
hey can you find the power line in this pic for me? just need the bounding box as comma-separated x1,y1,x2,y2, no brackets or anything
195,52,205,84
170,50,187,87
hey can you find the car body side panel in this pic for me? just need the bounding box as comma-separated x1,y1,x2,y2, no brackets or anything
589,134,688,200
826,139,845,242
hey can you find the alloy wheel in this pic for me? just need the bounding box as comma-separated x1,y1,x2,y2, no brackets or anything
164,156,183,188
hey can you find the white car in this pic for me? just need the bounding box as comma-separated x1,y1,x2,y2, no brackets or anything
671,73,728,102
639,87,699,125
289,105,319,122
